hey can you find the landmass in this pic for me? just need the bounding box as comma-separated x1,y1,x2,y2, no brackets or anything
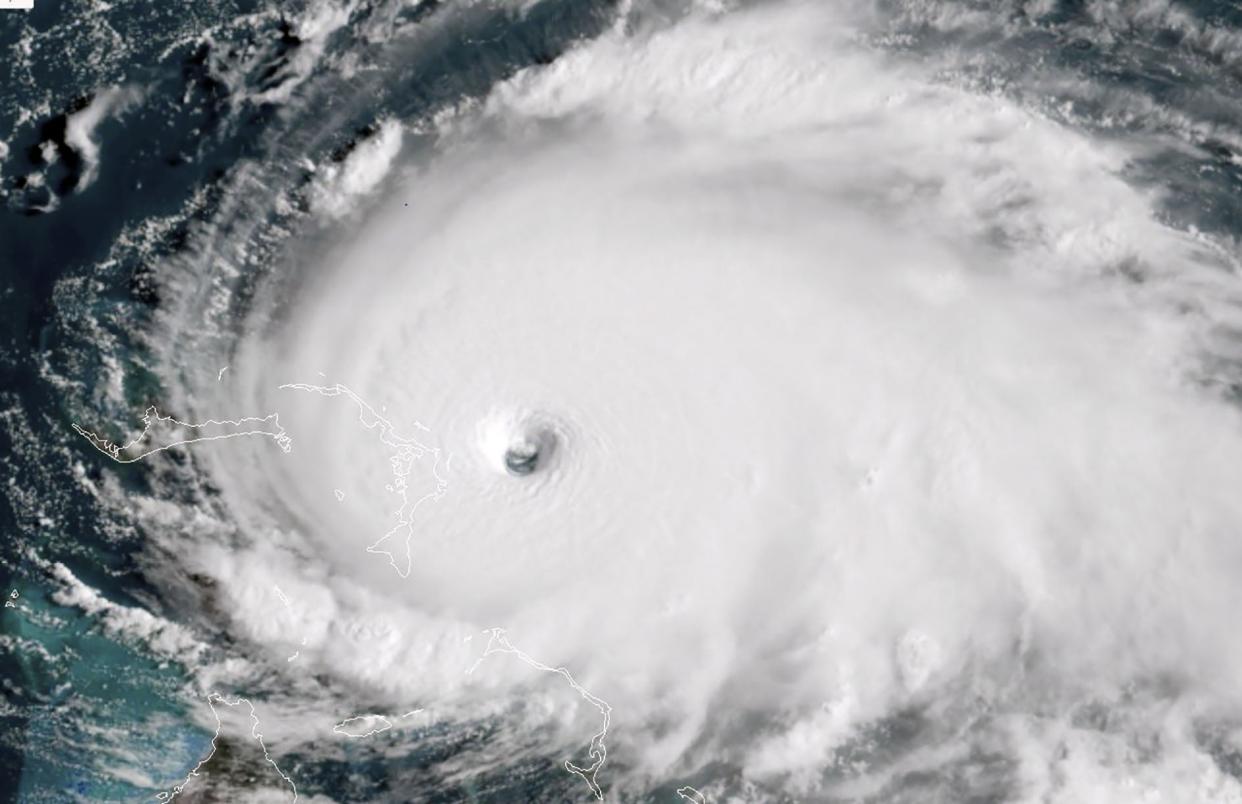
72,406,291,464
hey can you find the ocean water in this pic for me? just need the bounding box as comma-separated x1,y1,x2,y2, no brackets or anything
3,0,1242,802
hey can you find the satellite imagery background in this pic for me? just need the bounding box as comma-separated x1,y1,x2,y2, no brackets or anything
5,0,1242,801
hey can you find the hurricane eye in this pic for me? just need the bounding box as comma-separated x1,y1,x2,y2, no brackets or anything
504,440,541,476
485,416,560,478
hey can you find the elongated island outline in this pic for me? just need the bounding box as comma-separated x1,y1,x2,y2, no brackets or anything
72,406,291,463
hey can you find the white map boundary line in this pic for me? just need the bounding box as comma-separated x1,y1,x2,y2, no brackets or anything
272,585,308,662
72,406,291,464
467,628,612,800
71,392,701,799
332,708,426,739
280,382,449,578
332,714,393,738
158,693,298,802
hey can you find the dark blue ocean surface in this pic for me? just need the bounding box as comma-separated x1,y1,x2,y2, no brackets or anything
1,1,617,799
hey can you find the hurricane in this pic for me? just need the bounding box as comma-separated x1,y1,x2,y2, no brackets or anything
6,0,1242,801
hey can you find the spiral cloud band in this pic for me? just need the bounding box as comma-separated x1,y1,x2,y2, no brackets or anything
136,2,1242,800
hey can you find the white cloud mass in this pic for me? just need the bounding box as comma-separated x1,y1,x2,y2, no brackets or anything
151,1,1242,799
